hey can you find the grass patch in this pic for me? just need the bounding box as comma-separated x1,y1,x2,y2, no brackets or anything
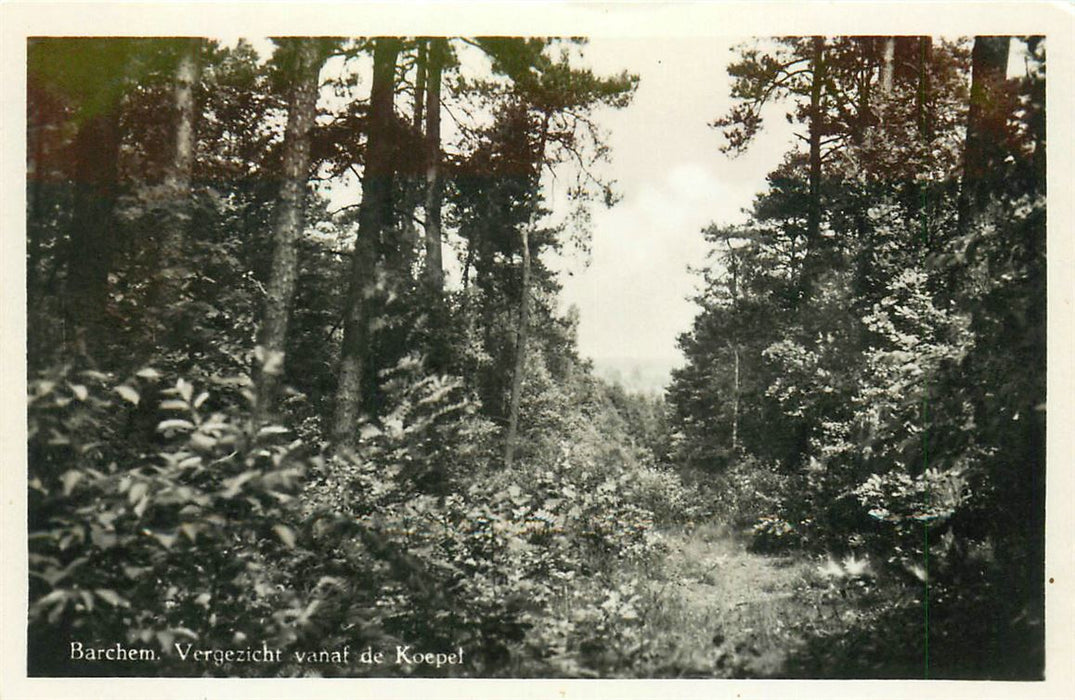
618,520,1044,679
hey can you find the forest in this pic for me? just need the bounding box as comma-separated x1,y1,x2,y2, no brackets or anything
25,35,1045,680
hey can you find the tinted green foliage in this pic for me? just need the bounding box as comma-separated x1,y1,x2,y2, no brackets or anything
26,36,693,679
668,36,1045,678
26,33,1046,680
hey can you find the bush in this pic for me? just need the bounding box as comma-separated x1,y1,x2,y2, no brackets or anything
28,364,312,675
28,359,676,678
749,515,799,553
703,455,794,529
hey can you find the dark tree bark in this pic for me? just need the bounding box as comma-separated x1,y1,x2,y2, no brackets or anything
503,224,532,468
26,76,55,363
397,40,429,272
153,39,202,333
254,39,324,421
30,39,130,364
957,36,1010,235
422,38,446,293
333,37,402,449
504,116,550,468
413,39,427,131
729,246,741,453
915,36,933,139
63,98,122,359
798,36,826,301
806,36,825,250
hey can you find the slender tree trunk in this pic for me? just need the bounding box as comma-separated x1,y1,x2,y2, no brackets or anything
914,37,935,257
957,36,1010,236
154,39,201,334
333,37,401,449
503,225,532,468
422,38,446,293
806,36,825,249
915,36,932,139
880,37,896,96
504,116,550,467
398,41,428,280
800,35,826,302
413,39,427,131
27,83,50,363
254,39,324,421
64,101,122,359
732,344,740,453
729,249,740,453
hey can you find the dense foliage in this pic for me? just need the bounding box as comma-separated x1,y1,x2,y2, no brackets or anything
26,35,703,678
668,36,1045,677
25,34,1046,680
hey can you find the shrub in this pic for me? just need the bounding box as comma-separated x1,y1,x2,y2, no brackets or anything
28,357,678,678
749,515,799,553
704,455,794,529
28,364,312,675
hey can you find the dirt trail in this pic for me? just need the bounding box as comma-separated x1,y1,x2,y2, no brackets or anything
638,523,824,677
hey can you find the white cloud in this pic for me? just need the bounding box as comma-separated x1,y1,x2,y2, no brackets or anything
553,37,796,368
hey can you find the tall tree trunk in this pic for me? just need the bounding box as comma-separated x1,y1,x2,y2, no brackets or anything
731,344,740,453
801,35,826,302
333,37,401,449
422,38,446,293
503,224,532,468
254,39,324,421
806,36,825,248
915,36,933,139
914,37,935,256
154,39,201,338
397,40,428,273
504,116,549,467
413,39,427,131
27,80,51,364
729,248,740,453
957,36,1010,235
879,37,896,96
64,98,122,359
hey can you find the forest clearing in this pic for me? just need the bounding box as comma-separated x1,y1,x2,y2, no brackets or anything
20,28,1047,685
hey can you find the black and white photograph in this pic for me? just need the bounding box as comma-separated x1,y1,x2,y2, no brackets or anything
3,2,1073,698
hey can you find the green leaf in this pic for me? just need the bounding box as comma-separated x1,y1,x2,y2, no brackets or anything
115,385,140,405
158,419,196,432
189,432,217,451
179,523,199,542
37,589,66,607
152,531,179,549
273,524,296,548
133,493,150,518
94,588,129,608
90,526,118,550
70,384,88,401
221,470,259,498
136,367,162,380
60,470,83,497
128,481,148,505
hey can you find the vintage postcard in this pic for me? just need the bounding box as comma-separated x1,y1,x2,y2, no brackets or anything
2,2,1072,699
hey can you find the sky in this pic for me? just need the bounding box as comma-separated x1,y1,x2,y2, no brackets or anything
549,38,796,371
293,36,798,376
300,36,802,381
